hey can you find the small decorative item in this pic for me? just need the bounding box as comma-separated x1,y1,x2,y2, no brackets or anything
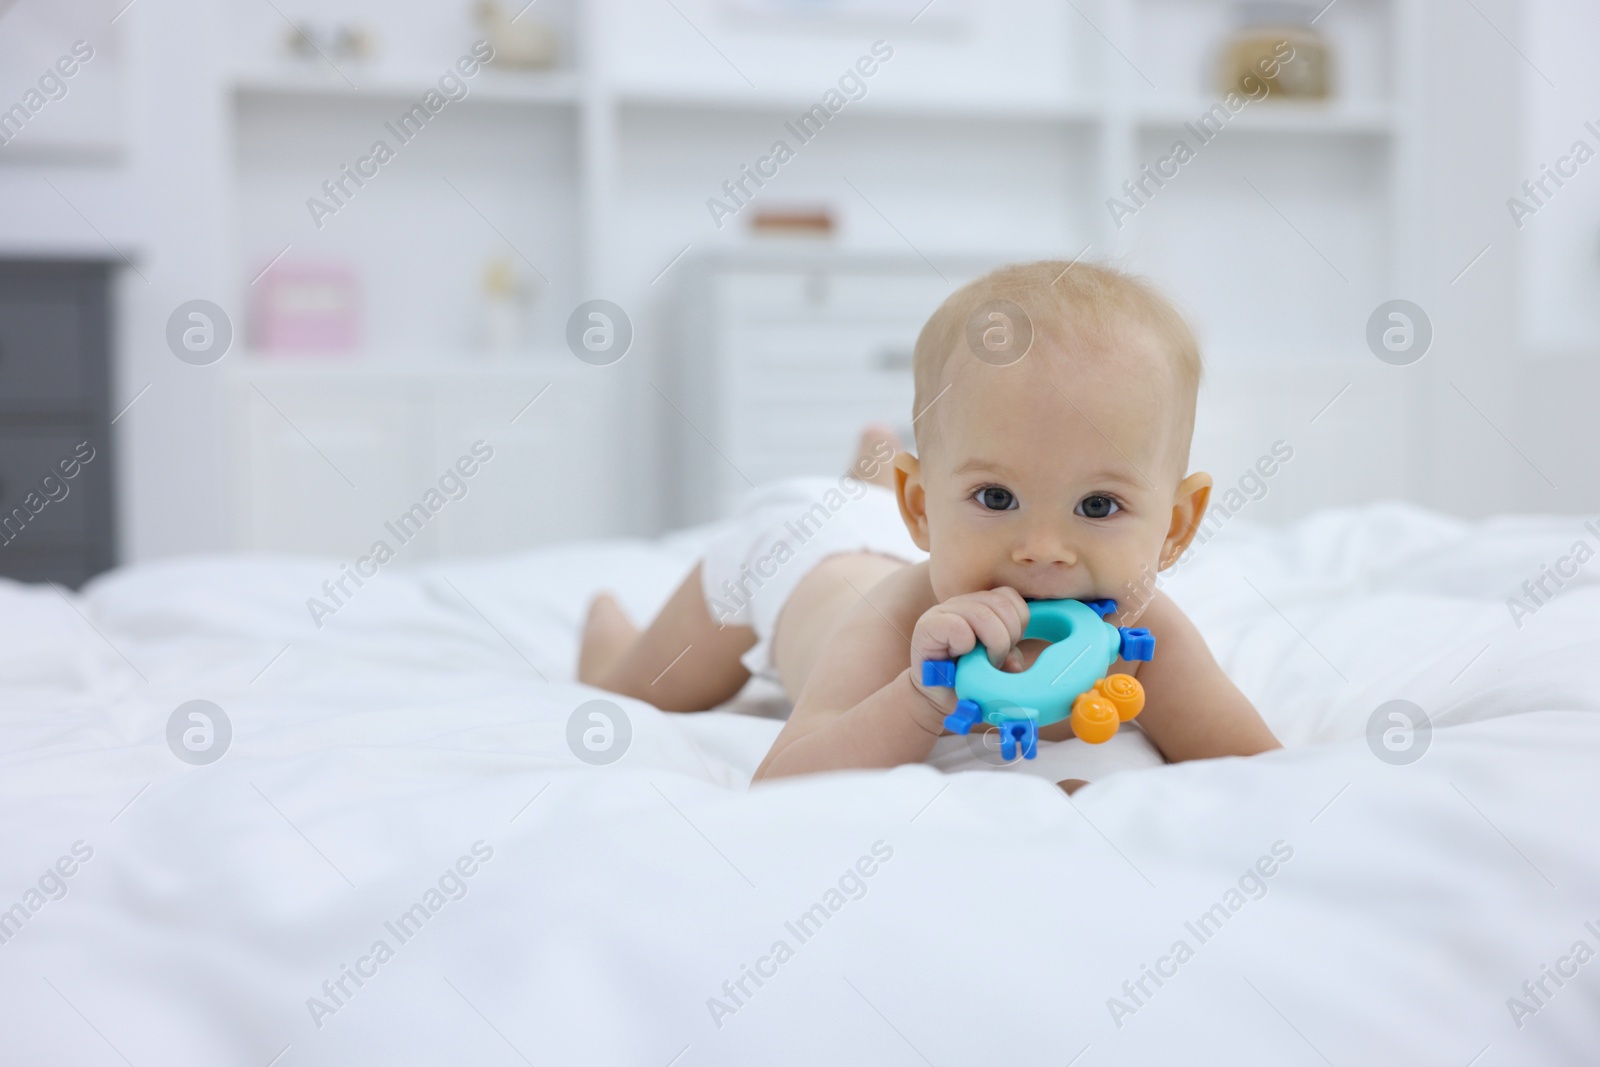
475,1,559,70
1219,2,1332,100
282,22,378,65
749,207,836,239
252,260,361,355
480,255,539,355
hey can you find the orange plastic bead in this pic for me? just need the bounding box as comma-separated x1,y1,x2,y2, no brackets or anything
1071,693,1120,744
1095,674,1145,722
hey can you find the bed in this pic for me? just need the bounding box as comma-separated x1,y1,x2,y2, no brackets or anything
2,503,1598,1065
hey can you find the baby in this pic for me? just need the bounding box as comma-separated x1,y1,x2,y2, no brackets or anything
578,260,1280,789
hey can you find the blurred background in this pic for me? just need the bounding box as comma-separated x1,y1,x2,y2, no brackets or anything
0,0,1595,584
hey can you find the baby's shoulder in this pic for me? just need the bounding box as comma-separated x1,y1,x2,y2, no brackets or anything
1128,587,1194,632
867,558,939,623
1120,587,1218,675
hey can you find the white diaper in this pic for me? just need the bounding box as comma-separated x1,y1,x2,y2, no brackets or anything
700,475,927,681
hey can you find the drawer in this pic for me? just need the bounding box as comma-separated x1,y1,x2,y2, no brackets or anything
715,270,958,324
723,323,922,373
241,382,426,558
0,551,95,589
0,300,87,407
0,430,100,546
430,376,621,554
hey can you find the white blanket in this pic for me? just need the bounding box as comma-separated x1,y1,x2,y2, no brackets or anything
2,503,1599,1065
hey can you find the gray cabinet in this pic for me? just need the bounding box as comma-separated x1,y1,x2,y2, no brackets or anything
0,260,115,587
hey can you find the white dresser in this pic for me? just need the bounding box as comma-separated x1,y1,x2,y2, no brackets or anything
663,251,994,527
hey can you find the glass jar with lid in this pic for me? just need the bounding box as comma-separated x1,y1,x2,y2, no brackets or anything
1219,1,1333,100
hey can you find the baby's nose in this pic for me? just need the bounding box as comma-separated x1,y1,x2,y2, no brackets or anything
1013,526,1077,566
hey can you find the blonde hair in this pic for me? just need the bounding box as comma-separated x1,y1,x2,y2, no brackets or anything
910,260,1203,465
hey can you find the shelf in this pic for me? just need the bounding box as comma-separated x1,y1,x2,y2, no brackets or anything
227,71,1392,134
1135,100,1395,136
613,86,1101,125
233,352,580,379
608,87,1390,134
230,68,581,106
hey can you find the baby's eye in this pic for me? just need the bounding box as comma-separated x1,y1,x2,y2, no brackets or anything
1076,494,1120,519
975,486,1017,512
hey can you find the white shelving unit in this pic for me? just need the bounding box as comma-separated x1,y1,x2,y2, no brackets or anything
1515,0,1600,354
232,359,621,559
220,0,1424,552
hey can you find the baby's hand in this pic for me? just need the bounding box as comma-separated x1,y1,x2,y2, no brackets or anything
911,588,1029,691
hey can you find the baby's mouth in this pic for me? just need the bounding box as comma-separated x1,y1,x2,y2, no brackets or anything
1013,585,1091,603
992,572,1092,603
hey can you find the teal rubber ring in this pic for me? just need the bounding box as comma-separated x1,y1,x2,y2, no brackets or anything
952,599,1122,728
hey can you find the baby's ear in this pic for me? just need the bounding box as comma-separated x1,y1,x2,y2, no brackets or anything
892,452,931,551
1161,472,1213,567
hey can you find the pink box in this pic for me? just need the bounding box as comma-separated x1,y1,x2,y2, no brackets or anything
252,260,361,354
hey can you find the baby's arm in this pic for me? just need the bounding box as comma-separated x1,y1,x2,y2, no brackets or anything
1128,590,1280,761
752,574,1275,781
752,565,1024,781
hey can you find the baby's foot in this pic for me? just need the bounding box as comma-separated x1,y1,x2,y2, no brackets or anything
578,592,639,685
850,422,901,489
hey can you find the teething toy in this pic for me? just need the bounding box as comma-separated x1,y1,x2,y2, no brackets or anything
919,598,1153,760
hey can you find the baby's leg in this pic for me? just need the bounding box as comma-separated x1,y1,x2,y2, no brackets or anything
579,421,905,711
577,562,757,712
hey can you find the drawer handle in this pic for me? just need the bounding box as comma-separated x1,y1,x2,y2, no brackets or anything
875,348,912,370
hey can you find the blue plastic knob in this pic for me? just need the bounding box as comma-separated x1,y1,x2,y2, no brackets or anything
1118,627,1155,662
997,718,1038,760
943,699,983,735
922,660,957,688
1083,598,1118,618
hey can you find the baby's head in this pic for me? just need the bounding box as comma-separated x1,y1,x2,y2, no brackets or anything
892,260,1212,619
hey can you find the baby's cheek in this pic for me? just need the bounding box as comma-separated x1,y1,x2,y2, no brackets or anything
927,570,967,605
1100,545,1164,611
927,551,987,602
924,559,953,602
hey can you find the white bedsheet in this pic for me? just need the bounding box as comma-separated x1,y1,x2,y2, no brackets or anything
2,503,1599,1065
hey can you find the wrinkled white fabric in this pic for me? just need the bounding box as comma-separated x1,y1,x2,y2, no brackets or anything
1,503,1597,1065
